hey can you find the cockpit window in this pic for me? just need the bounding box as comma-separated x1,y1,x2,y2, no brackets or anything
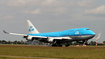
86,29,90,30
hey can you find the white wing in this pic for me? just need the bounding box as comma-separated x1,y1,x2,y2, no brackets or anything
3,30,72,40
3,30,27,36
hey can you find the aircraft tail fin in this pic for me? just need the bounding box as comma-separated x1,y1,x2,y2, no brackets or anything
26,20,39,34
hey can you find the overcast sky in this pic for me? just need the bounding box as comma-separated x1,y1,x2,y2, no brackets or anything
0,0,105,43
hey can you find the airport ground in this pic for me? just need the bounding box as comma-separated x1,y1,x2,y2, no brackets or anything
0,44,105,59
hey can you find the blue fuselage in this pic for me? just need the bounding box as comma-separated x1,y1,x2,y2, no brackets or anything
28,28,95,41
28,28,95,37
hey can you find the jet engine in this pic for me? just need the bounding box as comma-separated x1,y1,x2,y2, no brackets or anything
47,37,54,43
24,36,34,41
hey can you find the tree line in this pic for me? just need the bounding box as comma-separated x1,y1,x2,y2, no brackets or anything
0,40,27,44
0,40,105,46
0,40,44,45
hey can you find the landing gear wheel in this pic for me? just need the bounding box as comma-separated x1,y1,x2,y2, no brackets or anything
52,44,57,47
84,40,88,45
65,45,69,47
58,45,62,47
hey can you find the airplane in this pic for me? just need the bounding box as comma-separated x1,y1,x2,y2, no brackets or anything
3,20,96,47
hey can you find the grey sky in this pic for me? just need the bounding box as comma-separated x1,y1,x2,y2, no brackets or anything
0,0,105,43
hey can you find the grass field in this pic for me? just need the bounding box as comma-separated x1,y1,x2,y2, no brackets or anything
0,45,105,59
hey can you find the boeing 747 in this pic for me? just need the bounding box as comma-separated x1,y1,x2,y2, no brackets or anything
3,20,96,47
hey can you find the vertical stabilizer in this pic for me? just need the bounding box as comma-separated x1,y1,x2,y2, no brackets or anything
27,20,39,34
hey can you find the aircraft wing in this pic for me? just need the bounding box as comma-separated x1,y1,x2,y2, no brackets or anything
50,37,72,40
27,36,71,40
3,30,71,41
3,30,47,39
26,35,72,39
3,30,27,36
28,35,48,38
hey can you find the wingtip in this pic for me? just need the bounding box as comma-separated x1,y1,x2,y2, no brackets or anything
3,30,9,34
3,30,6,33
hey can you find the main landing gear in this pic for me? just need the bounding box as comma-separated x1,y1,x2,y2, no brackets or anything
52,42,63,47
77,40,88,45
51,40,70,47
51,41,70,47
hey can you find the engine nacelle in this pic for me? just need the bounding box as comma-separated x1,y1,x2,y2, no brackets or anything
47,38,54,43
26,36,33,41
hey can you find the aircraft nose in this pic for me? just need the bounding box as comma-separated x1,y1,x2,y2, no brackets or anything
89,31,95,39
92,32,95,35
91,32,95,35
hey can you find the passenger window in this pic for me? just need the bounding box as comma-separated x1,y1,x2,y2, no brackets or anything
76,30,81,31
69,30,74,32
86,29,90,30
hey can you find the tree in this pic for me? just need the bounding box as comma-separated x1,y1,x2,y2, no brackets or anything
2,40,7,44
21,40,24,44
90,41,96,45
13,40,18,44
17,41,21,44
8,41,11,44
0,40,1,44
103,41,105,43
